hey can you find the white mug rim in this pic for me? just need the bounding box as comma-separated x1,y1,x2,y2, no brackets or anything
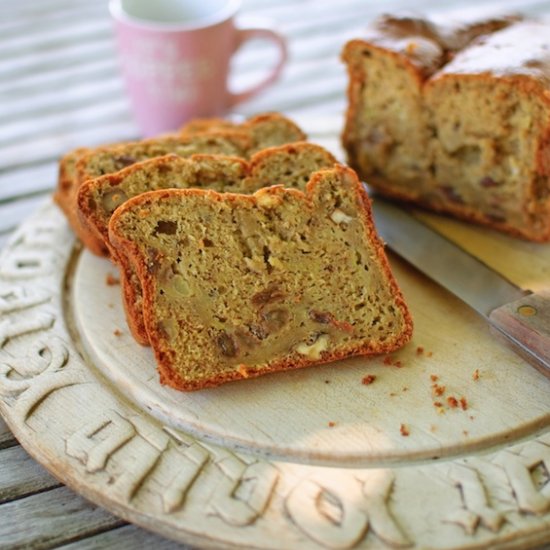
109,0,242,31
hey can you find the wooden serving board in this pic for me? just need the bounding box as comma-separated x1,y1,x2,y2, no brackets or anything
0,122,549,549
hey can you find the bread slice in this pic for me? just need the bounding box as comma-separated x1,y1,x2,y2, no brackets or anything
80,143,337,345
54,113,306,255
342,15,550,241
108,165,413,391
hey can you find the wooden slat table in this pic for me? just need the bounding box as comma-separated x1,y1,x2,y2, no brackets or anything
1,0,549,548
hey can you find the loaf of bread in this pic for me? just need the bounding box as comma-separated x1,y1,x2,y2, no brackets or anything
108,164,413,391
54,113,306,255
342,15,550,241
81,143,337,345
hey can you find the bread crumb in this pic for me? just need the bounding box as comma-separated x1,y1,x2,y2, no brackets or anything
447,396,459,408
426,351,433,357
238,365,249,378
324,380,330,384
113,329,123,337
328,421,336,428
416,346,424,355
473,369,480,381
434,401,443,407
432,383,446,397
402,386,408,392
460,397,468,411
383,356,404,368
463,430,469,436
430,374,439,382
362,374,376,385
106,273,120,286
400,423,410,436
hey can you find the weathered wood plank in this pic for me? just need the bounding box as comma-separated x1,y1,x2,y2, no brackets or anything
0,445,61,503
58,524,186,550
0,486,125,549
0,416,17,449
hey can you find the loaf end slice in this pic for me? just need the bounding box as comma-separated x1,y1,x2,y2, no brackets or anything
108,165,413,391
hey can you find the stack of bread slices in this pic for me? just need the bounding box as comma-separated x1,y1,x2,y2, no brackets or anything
57,112,412,391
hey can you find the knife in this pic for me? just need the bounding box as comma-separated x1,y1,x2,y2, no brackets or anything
370,195,550,377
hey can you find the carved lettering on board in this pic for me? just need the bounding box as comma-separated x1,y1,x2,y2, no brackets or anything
160,427,210,513
0,335,82,422
0,285,50,314
495,441,550,515
0,313,54,349
286,470,410,549
11,221,61,249
66,411,136,473
0,250,53,279
209,454,279,527
444,463,504,535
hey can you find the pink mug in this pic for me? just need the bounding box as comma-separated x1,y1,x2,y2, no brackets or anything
109,0,287,136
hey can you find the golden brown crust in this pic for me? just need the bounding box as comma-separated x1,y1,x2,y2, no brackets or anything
108,165,413,391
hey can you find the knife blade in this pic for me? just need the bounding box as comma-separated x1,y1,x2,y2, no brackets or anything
370,195,550,376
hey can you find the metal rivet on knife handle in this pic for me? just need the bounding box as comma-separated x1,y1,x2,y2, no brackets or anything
517,305,537,317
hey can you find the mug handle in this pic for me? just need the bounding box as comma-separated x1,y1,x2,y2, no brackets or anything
228,20,287,107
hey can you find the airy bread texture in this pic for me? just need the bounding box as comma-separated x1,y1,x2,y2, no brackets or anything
81,143,337,345
54,113,306,255
108,165,413,391
342,15,550,241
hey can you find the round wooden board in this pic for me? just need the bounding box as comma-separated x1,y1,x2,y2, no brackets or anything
1,189,550,546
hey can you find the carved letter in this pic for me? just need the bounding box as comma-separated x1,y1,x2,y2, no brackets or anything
496,442,550,515
0,285,50,314
0,313,54,348
444,463,504,534
210,456,279,527
66,411,136,472
160,426,210,513
360,470,411,547
286,472,368,549
0,251,52,279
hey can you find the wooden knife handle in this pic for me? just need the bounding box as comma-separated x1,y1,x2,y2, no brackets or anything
489,292,550,377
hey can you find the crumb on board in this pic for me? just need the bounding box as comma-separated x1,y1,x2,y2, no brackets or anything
328,421,336,428
432,383,446,397
325,380,330,384
362,374,376,385
383,356,404,368
416,346,424,355
463,430,469,436
430,374,439,382
473,369,480,381
447,396,459,408
433,401,443,408
106,273,120,286
426,351,433,357
113,329,123,337
400,424,410,437
402,386,408,392
460,397,468,411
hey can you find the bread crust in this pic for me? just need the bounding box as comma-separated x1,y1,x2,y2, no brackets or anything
108,165,413,391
